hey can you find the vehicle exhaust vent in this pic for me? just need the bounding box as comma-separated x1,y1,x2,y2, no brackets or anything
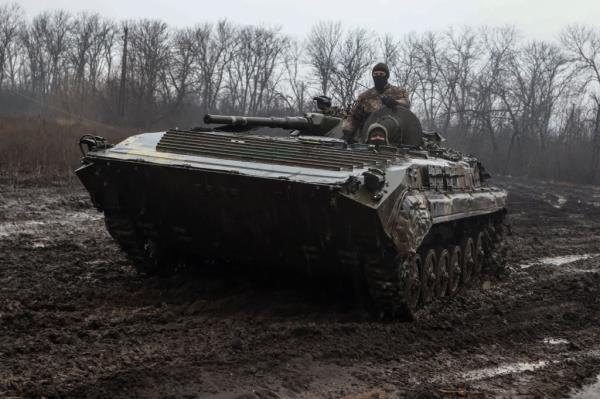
156,130,400,171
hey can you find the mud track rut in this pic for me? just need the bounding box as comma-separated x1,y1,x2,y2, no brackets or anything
1,176,600,398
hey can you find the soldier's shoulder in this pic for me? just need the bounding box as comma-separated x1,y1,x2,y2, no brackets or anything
357,88,378,100
386,85,408,96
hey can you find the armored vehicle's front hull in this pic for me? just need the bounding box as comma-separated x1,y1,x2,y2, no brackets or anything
77,157,392,275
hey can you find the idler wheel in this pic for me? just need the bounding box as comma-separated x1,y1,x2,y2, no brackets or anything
447,245,462,296
461,237,475,286
434,247,450,298
473,232,485,277
398,254,422,316
420,248,437,305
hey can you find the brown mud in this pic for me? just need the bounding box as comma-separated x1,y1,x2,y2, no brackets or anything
1,176,600,398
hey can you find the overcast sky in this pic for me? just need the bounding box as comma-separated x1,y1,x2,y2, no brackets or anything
16,0,600,40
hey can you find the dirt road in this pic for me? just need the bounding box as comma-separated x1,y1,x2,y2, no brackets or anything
1,176,600,398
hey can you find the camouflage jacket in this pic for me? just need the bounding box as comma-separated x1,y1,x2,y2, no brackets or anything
343,84,410,138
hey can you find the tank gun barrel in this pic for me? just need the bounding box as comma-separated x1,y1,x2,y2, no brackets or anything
204,114,311,130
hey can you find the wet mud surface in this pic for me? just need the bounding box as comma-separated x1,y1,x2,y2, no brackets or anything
1,176,600,398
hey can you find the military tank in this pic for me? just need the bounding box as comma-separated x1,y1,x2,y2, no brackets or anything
77,104,507,319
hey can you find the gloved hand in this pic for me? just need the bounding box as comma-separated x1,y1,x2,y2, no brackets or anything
380,95,398,108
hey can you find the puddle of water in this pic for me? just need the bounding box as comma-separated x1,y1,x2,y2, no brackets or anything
0,212,102,238
543,193,568,208
68,211,103,222
542,254,598,266
463,361,548,381
0,220,46,238
570,375,600,399
552,195,568,209
543,337,569,345
521,254,599,269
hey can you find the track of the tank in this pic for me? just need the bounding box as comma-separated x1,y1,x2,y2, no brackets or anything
104,209,506,320
362,211,506,320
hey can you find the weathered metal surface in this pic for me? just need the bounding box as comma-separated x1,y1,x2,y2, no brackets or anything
156,129,400,171
89,133,362,185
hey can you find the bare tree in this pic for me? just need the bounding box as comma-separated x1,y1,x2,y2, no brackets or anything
561,25,600,181
70,13,95,98
437,27,481,134
409,32,446,129
44,10,72,95
0,3,23,91
225,25,287,114
101,20,117,82
68,12,114,116
392,34,421,106
20,13,47,97
330,27,373,108
283,39,309,113
126,19,170,125
379,33,399,66
165,27,195,116
86,16,114,93
306,21,342,97
194,20,237,113
499,41,572,172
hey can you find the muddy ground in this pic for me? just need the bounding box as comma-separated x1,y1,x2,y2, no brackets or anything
1,176,600,399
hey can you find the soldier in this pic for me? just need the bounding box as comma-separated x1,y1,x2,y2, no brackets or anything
342,63,410,143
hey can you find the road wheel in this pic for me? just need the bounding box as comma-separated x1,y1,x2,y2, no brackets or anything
473,232,485,277
435,247,450,298
448,245,462,296
461,237,475,286
420,248,437,305
397,254,422,318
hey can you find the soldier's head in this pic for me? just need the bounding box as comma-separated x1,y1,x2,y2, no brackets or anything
372,63,390,92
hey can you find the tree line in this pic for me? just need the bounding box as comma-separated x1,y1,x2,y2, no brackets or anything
1,4,599,183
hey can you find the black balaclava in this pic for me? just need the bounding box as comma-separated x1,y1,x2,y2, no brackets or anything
372,63,390,92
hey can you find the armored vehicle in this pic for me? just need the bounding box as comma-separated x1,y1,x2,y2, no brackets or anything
77,105,507,319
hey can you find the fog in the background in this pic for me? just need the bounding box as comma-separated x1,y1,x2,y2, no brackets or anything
16,0,600,40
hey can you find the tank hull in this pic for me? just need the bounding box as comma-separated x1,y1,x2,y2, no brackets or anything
77,127,508,319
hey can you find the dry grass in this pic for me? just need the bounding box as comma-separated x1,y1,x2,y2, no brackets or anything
0,115,137,181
